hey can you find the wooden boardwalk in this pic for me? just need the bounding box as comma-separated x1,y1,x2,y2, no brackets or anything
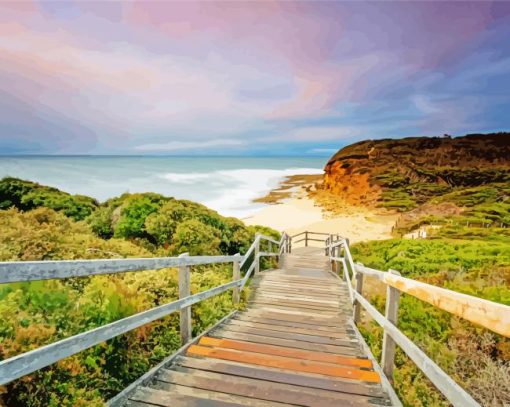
124,247,393,407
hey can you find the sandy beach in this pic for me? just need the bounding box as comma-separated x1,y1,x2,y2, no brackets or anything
243,174,398,243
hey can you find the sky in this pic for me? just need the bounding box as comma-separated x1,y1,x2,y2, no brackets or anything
0,1,509,156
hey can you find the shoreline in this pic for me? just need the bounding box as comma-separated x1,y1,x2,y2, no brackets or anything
243,173,398,243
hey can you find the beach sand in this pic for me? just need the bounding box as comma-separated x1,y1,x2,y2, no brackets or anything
243,174,398,243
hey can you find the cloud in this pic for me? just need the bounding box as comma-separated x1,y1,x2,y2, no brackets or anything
0,2,509,154
133,138,244,152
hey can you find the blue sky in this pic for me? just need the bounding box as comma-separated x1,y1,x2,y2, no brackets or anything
0,1,509,156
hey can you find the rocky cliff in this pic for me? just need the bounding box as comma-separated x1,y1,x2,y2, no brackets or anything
323,133,510,211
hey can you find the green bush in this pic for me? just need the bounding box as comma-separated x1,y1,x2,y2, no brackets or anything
0,178,98,221
352,238,510,406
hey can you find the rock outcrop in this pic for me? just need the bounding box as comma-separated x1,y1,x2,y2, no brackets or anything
323,133,510,210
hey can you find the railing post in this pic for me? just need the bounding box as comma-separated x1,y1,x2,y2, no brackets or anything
178,253,192,345
381,269,401,382
305,231,308,247
232,254,241,305
353,268,364,323
255,234,260,275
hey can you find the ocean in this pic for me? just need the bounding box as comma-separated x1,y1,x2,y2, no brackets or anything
0,156,325,218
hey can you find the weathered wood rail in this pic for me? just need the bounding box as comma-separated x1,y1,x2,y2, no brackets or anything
1,229,508,406
0,233,279,385
326,234,510,407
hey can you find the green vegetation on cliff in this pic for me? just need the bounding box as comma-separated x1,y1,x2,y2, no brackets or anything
324,133,510,212
0,178,278,406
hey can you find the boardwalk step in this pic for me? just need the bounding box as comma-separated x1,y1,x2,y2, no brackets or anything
186,345,381,383
198,337,371,368
122,251,393,407
156,368,384,407
173,356,385,398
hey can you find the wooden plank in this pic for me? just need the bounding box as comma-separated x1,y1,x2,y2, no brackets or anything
129,386,245,406
187,345,381,383
261,276,340,287
107,311,239,407
255,235,260,275
179,253,192,345
247,304,342,316
174,356,385,398
353,269,364,323
216,325,357,347
0,255,241,284
248,301,346,320
259,278,337,287
157,368,379,407
198,337,372,368
225,319,352,340
232,256,241,305
253,293,341,307
261,274,335,283
381,270,400,381
233,314,351,332
252,286,343,298
384,272,510,338
255,285,342,296
250,297,345,310
136,384,290,407
252,286,343,297
251,296,347,309
354,291,479,406
0,279,241,386
241,308,343,324
249,296,344,308
211,330,362,356
248,301,343,315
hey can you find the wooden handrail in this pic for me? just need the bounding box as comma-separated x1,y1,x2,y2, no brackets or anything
0,233,283,386
325,234,510,407
0,255,244,284
349,261,510,338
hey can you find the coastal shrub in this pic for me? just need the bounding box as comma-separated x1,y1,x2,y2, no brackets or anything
0,180,279,406
0,177,97,221
113,193,167,240
0,207,243,406
0,207,149,261
171,219,222,255
352,238,510,406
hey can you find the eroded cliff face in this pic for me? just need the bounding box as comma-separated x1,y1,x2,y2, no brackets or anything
323,133,510,210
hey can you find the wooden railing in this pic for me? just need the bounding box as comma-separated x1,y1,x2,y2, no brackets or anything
0,233,280,386
282,230,331,250
325,235,510,407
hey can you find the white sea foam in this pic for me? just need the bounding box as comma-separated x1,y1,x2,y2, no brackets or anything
0,156,325,218
159,172,212,184
194,168,323,217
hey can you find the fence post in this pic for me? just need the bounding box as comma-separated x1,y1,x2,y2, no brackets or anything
178,253,192,345
305,231,308,247
232,254,241,306
330,244,336,273
381,269,401,382
255,234,260,275
353,268,364,323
